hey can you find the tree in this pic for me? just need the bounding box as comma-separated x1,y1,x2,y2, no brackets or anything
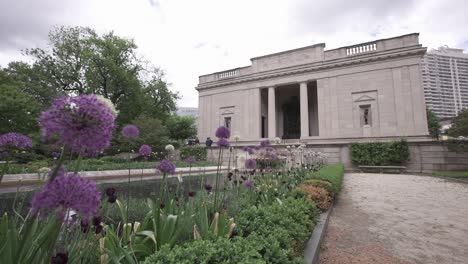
165,115,197,141
0,70,40,134
23,26,179,125
426,108,441,139
448,109,468,137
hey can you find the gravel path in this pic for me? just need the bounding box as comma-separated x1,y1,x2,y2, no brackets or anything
319,173,468,264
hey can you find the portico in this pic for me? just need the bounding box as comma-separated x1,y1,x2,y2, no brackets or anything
196,33,430,144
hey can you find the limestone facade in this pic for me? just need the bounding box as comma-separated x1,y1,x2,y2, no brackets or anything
196,33,430,143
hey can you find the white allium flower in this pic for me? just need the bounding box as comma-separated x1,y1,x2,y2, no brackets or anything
274,137,281,144
233,135,241,141
165,144,175,151
96,95,119,117
286,145,291,149
38,167,50,174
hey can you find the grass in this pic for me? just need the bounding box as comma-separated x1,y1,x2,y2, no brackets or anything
3,159,215,174
305,164,345,195
432,171,468,179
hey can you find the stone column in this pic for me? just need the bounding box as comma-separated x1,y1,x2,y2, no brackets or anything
268,87,276,138
300,82,309,138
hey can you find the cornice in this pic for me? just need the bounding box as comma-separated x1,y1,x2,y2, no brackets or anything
196,46,426,91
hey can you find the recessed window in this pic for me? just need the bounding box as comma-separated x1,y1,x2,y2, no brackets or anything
224,117,231,129
360,105,372,127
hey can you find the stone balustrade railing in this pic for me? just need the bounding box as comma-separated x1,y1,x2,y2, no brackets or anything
346,43,377,55
217,69,238,79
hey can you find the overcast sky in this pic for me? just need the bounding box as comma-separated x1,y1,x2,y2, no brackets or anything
1,0,467,107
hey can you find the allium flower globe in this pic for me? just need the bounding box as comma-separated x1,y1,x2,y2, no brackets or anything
215,126,230,139
185,156,196,165
218,138,230,148
39,95,115,156
95,95,118,116
122,125,139,139
233,135,240,141
139,144,152,156
260,139,270,147
0,132,32,151
242,146,250,152
30,168,101,220
165,144,175,151
245,158,257,170
243,180,254,189
157,159,176,175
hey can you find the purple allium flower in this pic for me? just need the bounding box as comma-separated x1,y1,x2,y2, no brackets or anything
266,147,273,152
270,154,277,160
139,144,152,156
185,156,196,165
105,187,116,197
260,139,270,147
51,252,68,264
30,170,101,220
80,218,89,233
39,95,115,156
95,224,103,235
245,158,257,170
217,138,230,148
215,126,230,139
243,180,254,189
242,146,250,152
188,191,196,197
92,215,102,226
157,159,176,175
254,146,261,150
204,184,213,192
247,148,255,155
122,124,139,139
107,195,117,203
0,132,32,151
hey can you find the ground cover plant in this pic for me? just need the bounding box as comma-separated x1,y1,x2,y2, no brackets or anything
0,93,343,263
432,170,468,179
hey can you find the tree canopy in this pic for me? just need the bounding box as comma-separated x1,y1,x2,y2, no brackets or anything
448,109,468,137
13,26,179,125
426,108,441,139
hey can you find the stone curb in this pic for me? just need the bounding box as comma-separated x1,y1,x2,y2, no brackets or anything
304,205,334,264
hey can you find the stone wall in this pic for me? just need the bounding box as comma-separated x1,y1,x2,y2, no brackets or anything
207,140,468,173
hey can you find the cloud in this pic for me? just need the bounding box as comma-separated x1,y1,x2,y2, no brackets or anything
0,0,467,107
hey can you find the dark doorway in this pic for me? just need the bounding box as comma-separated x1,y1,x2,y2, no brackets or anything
261,116,266,138
282,96,300,139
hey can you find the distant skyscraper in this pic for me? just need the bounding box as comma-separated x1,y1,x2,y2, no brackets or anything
176,107,198,118
422,46,468,118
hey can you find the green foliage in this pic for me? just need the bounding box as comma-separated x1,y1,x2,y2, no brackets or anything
21,26,178,125
144,237,265,264
0,76,40,134
165,116,197,141
432,170,468,178
305,164,344,195
179,146,207,161
236,198,319,258
350,140,410,166
444,139,468,152
427,108,441,139
448,109,468,137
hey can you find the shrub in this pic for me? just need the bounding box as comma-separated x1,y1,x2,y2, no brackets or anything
179,146,207,161
303,179,334,195
236,197,319,257
144,237,264,264
306,164,344,196
350,139,409,166
297,185,332,211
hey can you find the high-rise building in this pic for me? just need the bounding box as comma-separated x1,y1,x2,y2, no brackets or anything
422,46,468,118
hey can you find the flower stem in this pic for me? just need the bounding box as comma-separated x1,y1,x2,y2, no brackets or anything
213,147,223,211
49,145,68,182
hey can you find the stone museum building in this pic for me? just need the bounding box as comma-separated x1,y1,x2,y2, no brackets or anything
196,33,429,143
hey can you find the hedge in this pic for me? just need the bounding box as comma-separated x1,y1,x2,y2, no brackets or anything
179,146,207,161
350,139,410,166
